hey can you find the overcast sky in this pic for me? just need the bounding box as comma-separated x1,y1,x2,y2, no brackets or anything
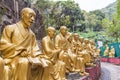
74,0,117,12
53,0,117,12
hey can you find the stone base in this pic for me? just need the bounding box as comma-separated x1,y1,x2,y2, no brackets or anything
66,72,90,80
109,58,120,65
85,60,101,80
100,57,109,62
101,57,120,65
66,60,101,80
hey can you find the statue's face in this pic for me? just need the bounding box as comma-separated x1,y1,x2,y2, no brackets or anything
49,29,56,38
68,36,72,41
84,39,89,44
79,38,83,42
74,35,79,40
60,28,67,36
22,9,36,28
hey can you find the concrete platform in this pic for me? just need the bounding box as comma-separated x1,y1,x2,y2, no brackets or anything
66,72,90,80
66,60,101,80
101,57,120,65
100,62,120,80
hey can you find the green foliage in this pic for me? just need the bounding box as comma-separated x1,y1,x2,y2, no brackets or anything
117,0,120,19
83,10,105,31
102,14,120,42
77,31,97,39
36,0,113,34
36,0,53,12
101,0,120,42
36,0,84,31
48,0,84,30
90,10,105,20
36,0,57,30
102,18,112,28
101,1,117,20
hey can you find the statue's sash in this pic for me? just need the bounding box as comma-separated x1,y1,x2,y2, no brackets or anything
1,23,33,59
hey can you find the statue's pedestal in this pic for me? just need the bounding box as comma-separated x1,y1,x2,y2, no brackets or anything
66,60,101,80
85,60,101,80
66,72,90,80
101,57,120,65
109,58,120,65
101,57,109,62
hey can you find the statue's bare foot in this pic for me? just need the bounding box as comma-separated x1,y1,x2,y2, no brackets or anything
83,71,89,76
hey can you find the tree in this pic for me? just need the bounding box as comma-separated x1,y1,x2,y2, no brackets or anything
102,14,120,42
117,0,120,19
102,18,112,29
110,0,120,42
89,10,105,31
47,0,84,31
101,0,120,42
83,10,105,32
36,0,54,28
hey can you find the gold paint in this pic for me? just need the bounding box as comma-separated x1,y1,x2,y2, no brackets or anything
0,7,45,80
109,46,115,58
42,27,66,80
0,7,101,80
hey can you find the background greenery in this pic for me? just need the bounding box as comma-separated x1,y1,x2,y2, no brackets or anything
35,0,120,43
0,0,120,43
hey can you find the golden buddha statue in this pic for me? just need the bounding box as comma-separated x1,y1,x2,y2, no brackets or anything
88,40,96,62
55,26,71,73
72,33,82,56
0,7,45,80
104,44,109,56
66,33,77,72
96,48,100,58
82,39,95,66
72,33,89,76
79,37,84,44
109,46,115,58
0,57,4,80
42,27,66,80
55,26,86,76
89,39,100,58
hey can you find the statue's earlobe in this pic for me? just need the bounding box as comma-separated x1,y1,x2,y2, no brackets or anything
21,13,25,19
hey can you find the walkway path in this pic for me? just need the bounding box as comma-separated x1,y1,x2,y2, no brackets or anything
100,62,120,80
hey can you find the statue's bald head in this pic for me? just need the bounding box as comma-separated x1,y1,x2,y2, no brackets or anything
60,26,67,31
47,27,56,38
21,7,36,19
90,39,94,43
47,27,55,32
79,37,84,42
60,26,67,36
74,33,79,36
74,33,79,40
20,7,36,27
84,38,89,43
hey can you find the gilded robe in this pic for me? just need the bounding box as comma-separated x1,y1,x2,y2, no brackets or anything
72,40,86,72
42,36,66,80
0,57,4,80
0,22,43,80
55,33,72,72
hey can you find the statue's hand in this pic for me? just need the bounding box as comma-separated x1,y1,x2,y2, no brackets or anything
57,48,61,52
20,50,29,57
53,49,61,54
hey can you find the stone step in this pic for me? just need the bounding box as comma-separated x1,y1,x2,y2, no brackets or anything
66,60,101,80
66,72,90,80
101,57,120,65
85,61,101,80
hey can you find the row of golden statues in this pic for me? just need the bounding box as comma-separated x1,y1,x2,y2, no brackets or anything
0,8,100,80
104,44,115,57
